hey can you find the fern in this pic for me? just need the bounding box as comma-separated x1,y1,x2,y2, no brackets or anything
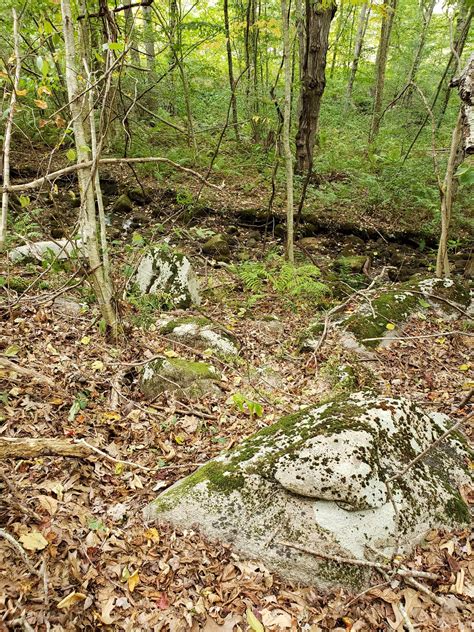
234,261,268,293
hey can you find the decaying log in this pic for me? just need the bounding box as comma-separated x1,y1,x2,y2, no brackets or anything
0,438,91,459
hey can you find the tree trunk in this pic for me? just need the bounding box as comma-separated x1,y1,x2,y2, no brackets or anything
436,110,464,277
346,2,370,103
0,9,21,250
329,0,345,78
224,0,240,141
60,0,118,336
403,0,435,102
143,4,155,79
436,1,472,126
281,0,294,263
295,0,336,174
124,3,140,67
369,0,397,142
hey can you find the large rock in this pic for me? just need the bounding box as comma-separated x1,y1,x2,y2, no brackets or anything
9,239,81,264
140,357,221,399
145,392,472,589
342,277,471,348
134,247,200,308
159,316,239,356
202,234,231,259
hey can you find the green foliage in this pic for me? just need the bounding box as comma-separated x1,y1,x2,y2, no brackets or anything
232,393,264,420
233,258,330,307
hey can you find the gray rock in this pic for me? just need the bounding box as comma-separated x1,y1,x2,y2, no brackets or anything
145,392,472,589
202,234,231,258
53,297,86,317
334,255,369,273
9,239,82,264
134,247,200,308
159,316,239,356
140,357,221,399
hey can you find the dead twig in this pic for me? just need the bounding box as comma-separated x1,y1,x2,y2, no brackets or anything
0,528,39,576
0,357,55,387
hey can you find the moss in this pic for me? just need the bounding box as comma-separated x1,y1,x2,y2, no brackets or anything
445,494,471,524
0,276,30,293
159,316,211,334
334,255,368,273
317,561,366,590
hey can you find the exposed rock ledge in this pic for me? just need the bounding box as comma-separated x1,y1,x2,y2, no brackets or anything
145,392,472,590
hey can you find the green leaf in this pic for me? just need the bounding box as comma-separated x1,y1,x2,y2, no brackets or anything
246,607,265,632
19,194,30,208
4,344,20,357
66,148,76,161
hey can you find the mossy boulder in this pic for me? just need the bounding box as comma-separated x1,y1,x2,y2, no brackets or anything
159,316,239,356
341,277,471,349
202,234,231,259
133,247,200,308
111,194,133,214
145,392,472,589
8,239,82,264
140,357,221,399
127,187,151,206
335,255,369,273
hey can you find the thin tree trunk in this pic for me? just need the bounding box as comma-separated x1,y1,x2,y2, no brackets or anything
0,9,21,250
437,2,472,126
404,0,435,102
143,4,155,79
295,0,305,120
369,0,397,142
124,3,140,67
436,110,464,277
281,0,294,264
295,0,337,174
329,0,345,78
60,0,118,336
224,0,240,141
346,2,370,103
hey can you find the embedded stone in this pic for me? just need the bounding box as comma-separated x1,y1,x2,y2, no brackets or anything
140,357,221,399
159,316,239,356
111,193,133,214
9,239,82,264
145,392,472,589
134,247,200,308
202,234,231,259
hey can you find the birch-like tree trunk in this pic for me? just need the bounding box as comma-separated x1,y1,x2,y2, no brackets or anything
295,0,336,174
436,111,463,277
346,2,370,103
143,4,155,78
0,9,21,249
125,3,140,67
280,0,294,263
224,0,240,141
329,0,345,78
60,0,118,336
369,0,397,142
403,0,435,102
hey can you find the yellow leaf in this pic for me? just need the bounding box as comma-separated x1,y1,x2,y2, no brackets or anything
246,607,265,632
37,85,52,96
435,337,446,345
80,336,91,345
57,591,87,609
4,344,20,357
163,350,179,358
91,360,104,371
121,566,130,582
102,411,120,421
386,323,395,331
34,99,48,109
144,527,160,543
48,397,64,405
15,88,27,96
19,530,49,551
174,434,185,445
459,364,470,372
128,570,140,593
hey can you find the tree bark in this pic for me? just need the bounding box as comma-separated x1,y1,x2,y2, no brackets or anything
124,3,140,66
329,0,345,78
281,0,294,263
369,0,397,142
60,0,118,336
295,0,336,174
346,2,370,103
436,110,464,277
143,4,156,79
0,9,21,250
224,0,240,141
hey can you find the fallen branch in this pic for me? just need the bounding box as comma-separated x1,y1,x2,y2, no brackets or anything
409,290,473,321
2,156,222,193
0,357,55,387
277,541,439,580
0,528,39,576
362,330,472,342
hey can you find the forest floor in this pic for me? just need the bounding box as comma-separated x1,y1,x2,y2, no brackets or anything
1,158,473,631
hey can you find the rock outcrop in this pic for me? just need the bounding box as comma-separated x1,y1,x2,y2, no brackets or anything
140,357,221,399
145,392,472,589
134,247,200,308
158,316,239,356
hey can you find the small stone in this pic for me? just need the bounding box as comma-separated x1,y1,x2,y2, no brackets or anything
202,234,231,259
112,194,133,214
334,255,369,273
159,316,239,356
9,239,82,264
127,187,150,205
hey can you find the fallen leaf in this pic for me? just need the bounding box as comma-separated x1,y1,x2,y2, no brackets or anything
128,569,140,592
57,592,87,609
386,323,395,331
91,360,104,371
80,336,91,345
4,344,20,357
246,607,264,632
144,527,160,543
19,530,49,551
37,495,58,515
